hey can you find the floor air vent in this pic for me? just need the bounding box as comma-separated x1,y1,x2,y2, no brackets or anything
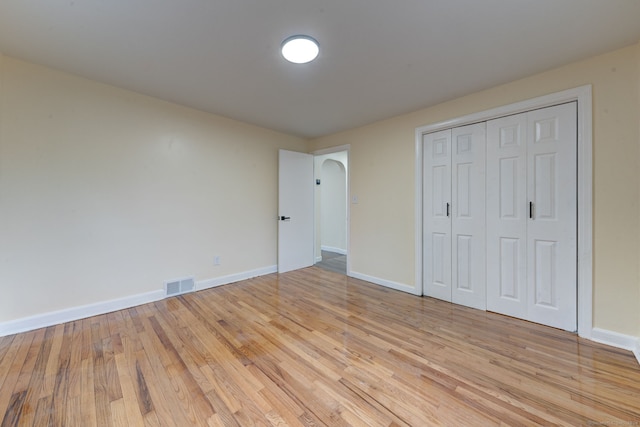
165,277,195,297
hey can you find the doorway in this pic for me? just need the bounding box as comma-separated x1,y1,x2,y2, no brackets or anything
313,146,350,275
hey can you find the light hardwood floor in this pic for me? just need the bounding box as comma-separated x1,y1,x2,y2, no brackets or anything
1,267,639,426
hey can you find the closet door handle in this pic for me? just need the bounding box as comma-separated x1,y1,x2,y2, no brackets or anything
529,202,534,219
446,202,450,217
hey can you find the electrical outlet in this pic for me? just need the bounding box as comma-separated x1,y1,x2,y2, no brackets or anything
214,256,221,266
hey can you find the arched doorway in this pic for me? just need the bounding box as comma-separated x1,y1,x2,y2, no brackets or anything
314,149,348,274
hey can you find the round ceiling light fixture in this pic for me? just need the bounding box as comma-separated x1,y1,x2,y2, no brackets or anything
281,35,319,64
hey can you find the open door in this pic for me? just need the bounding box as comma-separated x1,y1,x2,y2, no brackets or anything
278,149,314,273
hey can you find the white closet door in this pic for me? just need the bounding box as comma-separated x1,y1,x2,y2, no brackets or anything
526,103,577,331
423,130,452,302
486,113,528,319
487,103,577,331
451,123,486,310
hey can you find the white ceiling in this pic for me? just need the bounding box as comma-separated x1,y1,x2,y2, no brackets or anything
1,1,640,138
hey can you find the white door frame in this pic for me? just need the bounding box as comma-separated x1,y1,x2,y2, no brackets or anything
313,144,351,276
414,85,593,338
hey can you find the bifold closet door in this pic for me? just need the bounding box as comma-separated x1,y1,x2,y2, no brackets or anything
526,104,577,330
424,123,486,309
486,102,577,331
486,114,528,319
451,124,486,309
423,129,452,302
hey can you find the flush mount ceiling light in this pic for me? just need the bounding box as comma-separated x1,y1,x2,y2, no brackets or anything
281,35,319,64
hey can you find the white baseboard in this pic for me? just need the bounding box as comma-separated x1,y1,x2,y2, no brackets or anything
197,265,277,291
591,328,640,365
349,271,420,296
0,290,165,337
0,265,278,338
321,245,347,255
315,256,323,262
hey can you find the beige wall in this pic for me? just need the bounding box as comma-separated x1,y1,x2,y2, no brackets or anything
0,54,308,323
637,42,640,331
310,42,640,337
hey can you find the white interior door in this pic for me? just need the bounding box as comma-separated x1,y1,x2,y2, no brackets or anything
423,130,452,302
278,149,314,273
526,103,577,331
451,123,486,310
486,113,529,319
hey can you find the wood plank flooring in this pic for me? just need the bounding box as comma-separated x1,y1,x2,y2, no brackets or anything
1,267,639,426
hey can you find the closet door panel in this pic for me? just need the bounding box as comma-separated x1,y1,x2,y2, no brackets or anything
486,114,528,318
526,103,577,331
451,123,486,310
423,130,452,302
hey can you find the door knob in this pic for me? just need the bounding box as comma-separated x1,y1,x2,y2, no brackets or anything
280,216,291,221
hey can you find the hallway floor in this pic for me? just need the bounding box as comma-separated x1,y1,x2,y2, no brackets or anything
315,250,346,275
